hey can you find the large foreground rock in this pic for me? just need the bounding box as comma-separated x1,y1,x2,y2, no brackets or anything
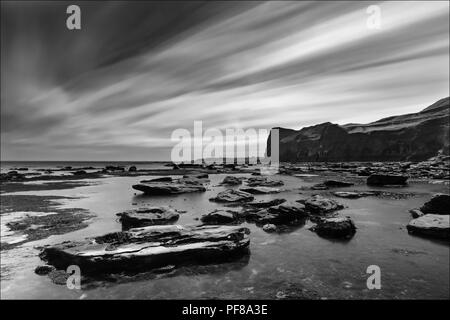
298,195,344,214
367,174,408,186
210,189,254,203
39,225,250,274
132,177,206,195
420,194,450,215
406,214,449,239
312,217,356,239
117,207,179,229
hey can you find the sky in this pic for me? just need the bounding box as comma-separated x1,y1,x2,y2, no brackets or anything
1,1,449,161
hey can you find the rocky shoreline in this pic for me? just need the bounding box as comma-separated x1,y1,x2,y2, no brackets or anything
2,153,449,185
1,159,448,291
268,97,449,163
31,169,448,285
38,225,251,275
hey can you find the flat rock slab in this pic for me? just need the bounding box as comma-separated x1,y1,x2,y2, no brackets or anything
311,217,356,239
246,177,284,187
420,194,450,215
240,186,281,194
244,199,286,209
407,214,449,239
117,207,179,229
39,225,250,274
132,178,206,195
210,189,254,203
298,195,344,214
245,204,307,225
367,174,408,186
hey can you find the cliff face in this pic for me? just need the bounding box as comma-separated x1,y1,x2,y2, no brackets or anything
267,97,449,162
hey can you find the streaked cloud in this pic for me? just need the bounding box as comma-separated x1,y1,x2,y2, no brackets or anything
1,1,449,160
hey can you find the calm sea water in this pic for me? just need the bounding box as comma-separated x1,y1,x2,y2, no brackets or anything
0,167,449,299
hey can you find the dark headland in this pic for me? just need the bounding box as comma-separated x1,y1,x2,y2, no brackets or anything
267,97,449,162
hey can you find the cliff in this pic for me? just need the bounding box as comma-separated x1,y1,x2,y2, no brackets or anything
267,97,449,162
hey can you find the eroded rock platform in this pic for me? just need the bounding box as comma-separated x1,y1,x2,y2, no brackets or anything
39,225,250,274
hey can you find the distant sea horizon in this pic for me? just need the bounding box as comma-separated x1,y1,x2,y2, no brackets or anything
0,156,266,165
1,160,171,163
0,161,172,173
